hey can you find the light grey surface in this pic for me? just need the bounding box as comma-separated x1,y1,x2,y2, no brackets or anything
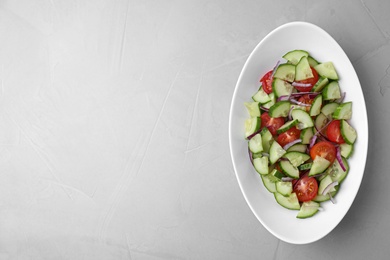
0,0,389,259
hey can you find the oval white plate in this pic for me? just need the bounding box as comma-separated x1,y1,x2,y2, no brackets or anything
229,21,368,244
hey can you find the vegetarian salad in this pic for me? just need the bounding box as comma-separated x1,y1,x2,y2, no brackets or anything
244,50,357,219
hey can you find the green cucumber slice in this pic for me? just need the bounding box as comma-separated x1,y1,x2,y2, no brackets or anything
300,127,314,144
287,143,307,153
269,140,286,164
282,50,309,65
248,133,263,153
283,151,310,167
274,192,300,210
295,56,313,81
291,109,314,129
327,157,349,183
272,78,293,98
313,187,338,202
245,117,261,139
260,128,273,153
253,157,269,175
269,101,291,118
261,174,276,193
321,102,339,117
273,64,296,83
311,77,329,92
340,120,357,144
318,175,336,195
340,143,354,158
296,201,320,219
322,81,341,100
252,86,271,104
276,181,293,197
314,62,339,80
261,92,276,109
308,156,331,176
244,102,261,117
314,113,328,135
333,102,352,120
276,119,299,134
279,160,299,179
309,94,322,116
307,56,319,67
298,162,312,171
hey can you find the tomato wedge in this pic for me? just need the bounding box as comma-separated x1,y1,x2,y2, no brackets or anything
294,67,319,92
297,94,314,112
326,120,345,144
260,70,273,94
260,112,284,136
310,141,337,164
276,126,301,147
293,175,318,202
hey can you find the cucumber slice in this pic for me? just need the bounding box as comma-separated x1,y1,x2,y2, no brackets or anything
276,119,299,134
287,144,307,153
313,188,338,203
309,94,322,116
340,120,357,144
327,157,349,183
314,113,328,134
272,78,293,98
283,151,310,167
261,92,276,109
244,102,261,117
269,140,286,164
333,102,352,120
298,162,312,171
253,157,269,175
283,50,309,65
276,181,293,197
273,64,296,83
322,81,341,100
248,133,263,153
260,128,273,153
295,56,313,81
321,102,339,117
296,201,320,219
314,62,339,80
261,174,276,193
270,168,285,181
311,77,329,92
279,160,299,179
300,127,314,144
340,143,354,158
245,117,261,139
291,109,314,129
252,86,271,104
269,101,291,118
274,192,300,210
308,156,331,176
318,175,336,195
307,56,319,67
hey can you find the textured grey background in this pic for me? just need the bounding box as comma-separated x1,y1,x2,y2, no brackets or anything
0,0,389,259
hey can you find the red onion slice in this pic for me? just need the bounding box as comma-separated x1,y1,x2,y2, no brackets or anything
329,193,336,204
248,147,254,166
322,181,339,195
309,135,317,149
277,95,290,102
292,82,312,87
290,98,311,107
335,92,346,103
281,177,294,182
271,60,280,77
260,106,269,112
336,146,347,171
247,129,262,140
282,138,302,150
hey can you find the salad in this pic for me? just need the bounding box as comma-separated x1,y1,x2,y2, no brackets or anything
244,50,357,218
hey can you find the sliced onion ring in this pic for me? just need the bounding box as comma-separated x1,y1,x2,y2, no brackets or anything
336,146,347,171
281,177,294,182
292,82,312,87
290,98,311,107
271,60,280,77
309,135,317,149
282,138,302,150
322,181,339,196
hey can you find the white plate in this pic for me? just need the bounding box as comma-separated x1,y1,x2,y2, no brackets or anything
229,21,368,244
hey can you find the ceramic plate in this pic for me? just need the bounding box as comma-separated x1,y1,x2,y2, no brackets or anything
229,21,368,244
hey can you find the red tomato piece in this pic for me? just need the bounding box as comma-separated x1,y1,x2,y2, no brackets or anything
294,67,319,92
310,141,337,164
297,94,314,112
276,126,301,147
260,70,273,94
326,120,345,144
293,175,319,202
260,112,284,136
